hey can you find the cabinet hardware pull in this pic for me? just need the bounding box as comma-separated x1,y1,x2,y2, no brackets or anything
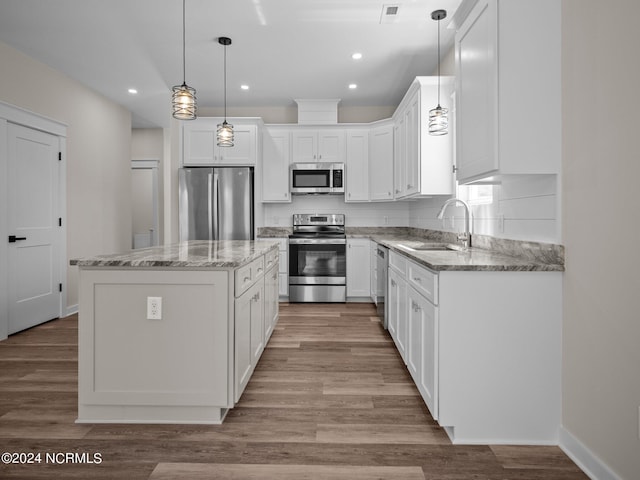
8,235,27,243
413,277,422,283
391,280,396,287
244,276,251,282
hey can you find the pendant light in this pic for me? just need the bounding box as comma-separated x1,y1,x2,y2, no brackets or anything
428,9,448,136
217,37,234,147
172,0,197,120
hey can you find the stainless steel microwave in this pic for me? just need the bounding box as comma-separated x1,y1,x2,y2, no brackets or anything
290,163,345,195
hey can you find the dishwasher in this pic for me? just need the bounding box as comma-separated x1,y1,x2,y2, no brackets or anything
376,244,388,329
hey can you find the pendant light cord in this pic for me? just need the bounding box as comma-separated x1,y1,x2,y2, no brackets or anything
437,15,441,107
223,43,227,121
181,0,186,85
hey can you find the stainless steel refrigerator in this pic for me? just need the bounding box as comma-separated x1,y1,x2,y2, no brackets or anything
178,167,254,241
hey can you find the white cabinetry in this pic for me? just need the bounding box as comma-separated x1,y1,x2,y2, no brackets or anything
392,77,453,199
291,129,345,163
234,279,263,401
273,238,288,298
385,249,561,443
262,127,291,202
369,123,394,201
346,238,371,298
454,0,560,184
183,118,257,166
388,251,408,362
345,129,369,202
263,249,279,342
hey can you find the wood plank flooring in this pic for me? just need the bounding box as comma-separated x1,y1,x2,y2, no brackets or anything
0,303,588,479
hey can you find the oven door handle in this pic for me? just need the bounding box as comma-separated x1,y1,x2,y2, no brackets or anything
289,238,347,245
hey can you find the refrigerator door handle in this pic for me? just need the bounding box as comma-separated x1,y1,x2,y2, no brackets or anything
213,172,220,240
207,172,213,240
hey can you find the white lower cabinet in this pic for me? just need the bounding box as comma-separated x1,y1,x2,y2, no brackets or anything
386,249,562,444
264,264,279,342
346,238,371,298
234,277,264,402
407,285,438,421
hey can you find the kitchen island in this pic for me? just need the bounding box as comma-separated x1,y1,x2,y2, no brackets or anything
72,240,279,424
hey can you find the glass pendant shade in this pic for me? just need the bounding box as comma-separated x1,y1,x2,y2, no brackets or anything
217,121,234,147
428,104,448,136
172,83,197,120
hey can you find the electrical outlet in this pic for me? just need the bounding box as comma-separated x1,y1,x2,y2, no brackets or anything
498,214,505,233
273,216,280,225
384,216,389,225
147,296,162,320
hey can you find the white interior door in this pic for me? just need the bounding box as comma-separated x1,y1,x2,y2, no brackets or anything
7,123,61,334
131,160,159,248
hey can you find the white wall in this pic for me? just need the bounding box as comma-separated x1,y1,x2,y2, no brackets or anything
0,40,132,311
561,1,640,479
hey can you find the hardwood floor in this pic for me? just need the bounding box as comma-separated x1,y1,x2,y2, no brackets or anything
0,303,587,479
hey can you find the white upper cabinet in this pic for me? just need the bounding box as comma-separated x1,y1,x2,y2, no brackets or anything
454,0,561,184
292,129,345,163
183,118,257,166
369,123,394,201
262,127,291,203
345,129,369,202
392,77,454,199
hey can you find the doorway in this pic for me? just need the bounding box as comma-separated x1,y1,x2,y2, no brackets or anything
131,160,159,249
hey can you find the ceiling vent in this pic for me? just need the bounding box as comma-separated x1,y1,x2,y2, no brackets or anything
380,4,400,24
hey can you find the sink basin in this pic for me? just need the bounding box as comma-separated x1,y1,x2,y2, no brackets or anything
396,243,465,252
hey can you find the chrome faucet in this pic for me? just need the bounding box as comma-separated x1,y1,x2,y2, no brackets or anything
437,198,472,248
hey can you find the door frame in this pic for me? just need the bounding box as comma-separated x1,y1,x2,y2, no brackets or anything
0,101,67,340
131,159,160,247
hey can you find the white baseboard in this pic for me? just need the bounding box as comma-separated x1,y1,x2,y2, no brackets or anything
559,426,622,480
64,304,78,318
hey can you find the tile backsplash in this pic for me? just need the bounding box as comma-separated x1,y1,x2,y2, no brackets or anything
260,175,560,245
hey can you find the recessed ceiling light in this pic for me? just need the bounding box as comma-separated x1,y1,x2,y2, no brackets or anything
240,85,250,90
349,84,358,90
351,52,363,60
128,88,138,94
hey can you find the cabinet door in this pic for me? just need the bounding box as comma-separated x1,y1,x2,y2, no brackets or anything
346,239,371,297
395,275,408,363
292,131,317,162
407,288,422,380
250,282,265,366
387,268,400,343
404,93,420,196
264,265,279,343
183,122,216,165
217,124,256,165
262,129,291,202
393,120,405,198
369,124,394,201
455,0,498,182
407,287,438,420
318,130,345,163
234,289,253,401
345,130,369,202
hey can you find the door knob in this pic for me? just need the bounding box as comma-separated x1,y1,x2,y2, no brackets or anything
8,235,27,243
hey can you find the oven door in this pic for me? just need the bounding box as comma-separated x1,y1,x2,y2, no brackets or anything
289,238,346,285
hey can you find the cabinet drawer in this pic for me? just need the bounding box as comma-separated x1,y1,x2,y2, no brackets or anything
264,248,279,271
235,256,265,297
407,260,438,305
389,250,407,276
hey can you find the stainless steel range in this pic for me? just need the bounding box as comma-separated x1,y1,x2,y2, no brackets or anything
288,214,346,303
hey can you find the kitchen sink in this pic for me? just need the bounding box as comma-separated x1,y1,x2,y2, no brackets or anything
396,243,465,252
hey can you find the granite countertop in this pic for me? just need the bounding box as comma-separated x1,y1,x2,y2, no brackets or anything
372,236,564,272
71,240,279,268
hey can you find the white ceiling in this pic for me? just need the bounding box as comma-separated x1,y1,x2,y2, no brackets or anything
0,0,462,128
